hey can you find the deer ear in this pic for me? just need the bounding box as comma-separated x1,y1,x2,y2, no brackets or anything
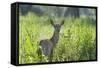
50,19,54,26
60,19,65,26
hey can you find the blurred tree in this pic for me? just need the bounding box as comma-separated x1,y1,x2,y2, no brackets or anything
19,5,44,16
31,6,44,16
19,5,95,20
19,5,32,15
64,7,80,18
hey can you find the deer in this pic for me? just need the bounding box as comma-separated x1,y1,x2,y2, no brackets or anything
37,7,67,62
38,18,65,62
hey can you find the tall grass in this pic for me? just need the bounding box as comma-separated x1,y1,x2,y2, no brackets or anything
19,13,96,64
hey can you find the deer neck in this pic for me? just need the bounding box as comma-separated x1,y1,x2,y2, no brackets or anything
50,30,60,46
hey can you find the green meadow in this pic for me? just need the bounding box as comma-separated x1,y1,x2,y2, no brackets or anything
19,13,96,64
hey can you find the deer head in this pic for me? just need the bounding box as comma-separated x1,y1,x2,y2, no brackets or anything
50,19,65,32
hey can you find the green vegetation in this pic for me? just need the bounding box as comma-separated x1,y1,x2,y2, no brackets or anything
19,13,96,64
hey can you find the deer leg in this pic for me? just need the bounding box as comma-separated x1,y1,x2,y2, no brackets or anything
37,46,43,63
48,49,53,62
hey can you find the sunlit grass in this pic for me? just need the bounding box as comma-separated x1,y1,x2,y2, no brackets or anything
19,13,96,64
